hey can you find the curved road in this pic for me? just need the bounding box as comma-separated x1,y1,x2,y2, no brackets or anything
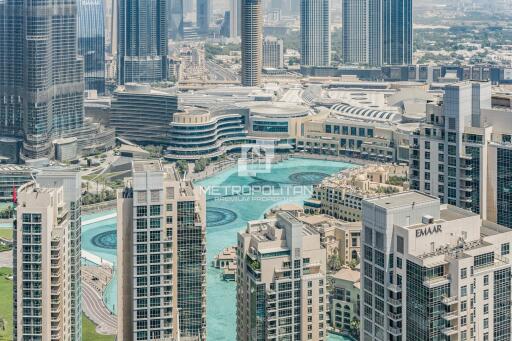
82,280,117,335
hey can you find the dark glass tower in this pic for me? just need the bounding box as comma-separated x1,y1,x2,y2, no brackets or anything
169,0,184,40
241,0,263,86
197,0,211,35
0,0,85,159
117,0,168,84
78,0,106,94
383,0,413,65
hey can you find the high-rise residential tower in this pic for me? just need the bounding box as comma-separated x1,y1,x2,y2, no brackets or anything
236,212,328,341
0,0,85,159
169,0,184,40
78,0,106,94
241,0,263,86
117,160,207,340
342,0,367,64
383,0,413,65
342,0,412,66
197,0,211,35
14,170,82,341
300,0,331,67
117,0,168,84
361,191,512,340
230,0,242,38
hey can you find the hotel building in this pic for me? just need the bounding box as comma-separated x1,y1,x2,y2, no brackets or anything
361,191,512,341
236,212,328,341
117,160,206,341
14,170,82,341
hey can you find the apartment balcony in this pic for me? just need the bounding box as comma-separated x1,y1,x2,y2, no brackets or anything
460,197,473,203
387,326,402,336
388,298,402,307
387,284,402,293
442,311,458,321
388,311,402,321
441,326,458,336
442,295,458,306
474,254,510,274
423,274,450,288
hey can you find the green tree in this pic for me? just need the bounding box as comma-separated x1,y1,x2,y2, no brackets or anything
194,158,210,173
176,160,189,176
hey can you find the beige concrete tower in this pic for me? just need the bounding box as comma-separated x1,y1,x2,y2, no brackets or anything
14,180,77,340
236,212,328,341
117,160,207,340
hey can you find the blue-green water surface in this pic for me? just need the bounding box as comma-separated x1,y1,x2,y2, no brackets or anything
81,158,355,340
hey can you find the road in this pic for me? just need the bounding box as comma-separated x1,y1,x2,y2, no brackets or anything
206,61,239,82
82,280,117,335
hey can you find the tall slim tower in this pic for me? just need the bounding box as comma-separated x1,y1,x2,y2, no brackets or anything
236,212,328,341
300,0,331,67
169,0,184,40
241,0,263,86
14,170,82,341
117,160,207,340
230,0,241,38
0,0,85,159
197,0,211,35
383,0,413,65
117,0,168,84
78,0,106,94
342,0,412,66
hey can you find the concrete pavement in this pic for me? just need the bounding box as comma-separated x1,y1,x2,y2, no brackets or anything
82,280,117,335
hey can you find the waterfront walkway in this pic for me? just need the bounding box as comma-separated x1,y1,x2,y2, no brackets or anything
82,280,117,335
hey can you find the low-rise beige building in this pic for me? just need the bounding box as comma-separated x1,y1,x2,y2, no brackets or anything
305,164,409,221
236,212,328,341
329,268,361,336
266,205,361,270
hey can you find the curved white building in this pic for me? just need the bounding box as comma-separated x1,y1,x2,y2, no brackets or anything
165,108,248,160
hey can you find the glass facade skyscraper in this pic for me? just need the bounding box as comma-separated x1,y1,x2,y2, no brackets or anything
497,147,512,228
342,0,412,66
241,0,263,86
300,0,331,67
78,0,106,94
169,0,184,40
117,0,168,84
0,0,85,159
197,0,211,35
383,0,413,65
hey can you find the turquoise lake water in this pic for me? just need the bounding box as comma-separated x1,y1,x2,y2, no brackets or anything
81,157,355,340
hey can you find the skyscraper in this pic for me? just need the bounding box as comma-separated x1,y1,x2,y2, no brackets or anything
342,0,368,64
342,0,412,66
300,0,331,67
361,191,512,340
230,0,241,38
78,0,106,94
117,0,168,84
236,212,328,341
0,0,85,159
241,0,263,86
197,0,211,35
14,170,82,341
117,160,207,340
383,0,413,65
169,0,184,40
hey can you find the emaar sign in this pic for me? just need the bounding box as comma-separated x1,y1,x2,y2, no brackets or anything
416,225,442,238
